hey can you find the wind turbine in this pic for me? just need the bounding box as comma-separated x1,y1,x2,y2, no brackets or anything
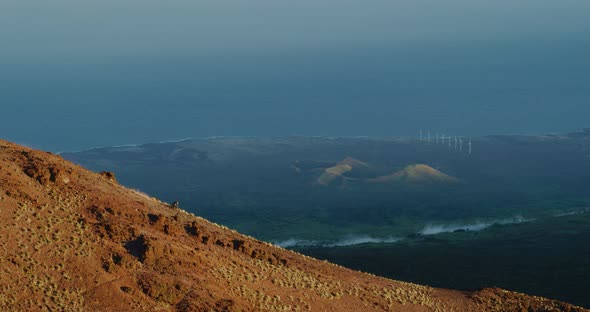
459,138,463,153
468,139,472,155
454,136,458,150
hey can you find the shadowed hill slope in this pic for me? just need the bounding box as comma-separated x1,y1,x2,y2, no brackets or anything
0,140,585,311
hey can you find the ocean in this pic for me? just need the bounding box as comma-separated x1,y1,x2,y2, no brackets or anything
2,40,589,152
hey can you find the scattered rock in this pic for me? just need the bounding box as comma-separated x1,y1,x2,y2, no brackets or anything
100,171,117,183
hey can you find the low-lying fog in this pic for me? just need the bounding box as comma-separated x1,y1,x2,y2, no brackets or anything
273,209,590,248
418,215,531,235
273,235,401,248
274,216,530,248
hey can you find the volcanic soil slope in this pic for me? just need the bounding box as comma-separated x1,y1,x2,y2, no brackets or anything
0,140,585,312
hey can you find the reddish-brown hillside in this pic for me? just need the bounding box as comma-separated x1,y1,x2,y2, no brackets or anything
0,140,585,311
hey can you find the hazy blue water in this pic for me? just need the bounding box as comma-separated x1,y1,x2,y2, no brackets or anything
2,38,590,152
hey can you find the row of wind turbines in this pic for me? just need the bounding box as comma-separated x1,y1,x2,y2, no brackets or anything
419,130,472,155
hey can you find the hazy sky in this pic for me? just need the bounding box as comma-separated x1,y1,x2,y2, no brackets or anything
1,1,590,151
2,0,589,59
